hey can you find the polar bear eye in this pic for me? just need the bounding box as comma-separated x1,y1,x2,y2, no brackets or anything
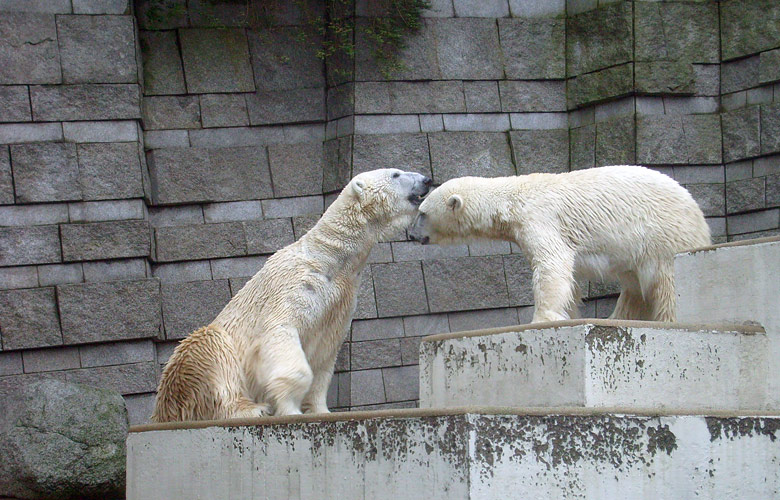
392,172,400,179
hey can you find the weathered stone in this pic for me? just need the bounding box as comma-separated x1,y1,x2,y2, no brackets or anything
200,94,249,128
391,241,469,262
161,280,231,339
30,84,141,121
139,30,186,95
148,205,204,227
38,263,83,287
211,257,266,279
327,83,354,120
434,18,503,80
78,142,144,201
82,258,147,283
693,64,720,96
58,279,161,344
62,361,157,395
0,123,62,144
566,2,633,76
683,114,722,164
0,380,127,499
727,208,779,235
10,142,80,203
0,146,12,204
382,365,419,401
0,204,68,226
135,0,188,30
0,86,30,122
351,338,402,370
355,18,440,81
428,132,514,183
22,346,80,373
351,317,404,342
721,56,760,94
57,15,136,84
499,80,566,112
268,142,323,197
720,0,780,61
448,308,519,334
767,174,780,206
246,27,324,91
372,262,429,317
595,116,636,167
261,196,323,218
354,267,378,320
323,136,352,193
761,102,780,154
509,129,569,175
352,133,432,178
0,266,38,290
203,201,263,223
63,120,138,143
637,114,721,165
179,28,254,93
0,351,23,375
72,0,128,14
463,81,501,113
244,219,295,255
452,0,507,17
152,261,211,284
61,220,150,262
154,223,246,262
722,106,761,162
246,88,325,125
354,115,420,135
635,2,719,64
443,113,510,132
144,130,189,149
147,147,273,205
0,13,61,84
0,0,72,13
349,369,385,406
635,61,695,95
0,287,61,350
355,81,466,115
726,178,765,214
142,96,201,130
292,214,319,240
759,49,780,84
499,18,565,79
686,183,725,217
567,63,633,109
424,256,510,313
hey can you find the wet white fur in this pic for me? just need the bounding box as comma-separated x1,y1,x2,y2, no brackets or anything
152,169,425,422
413,166,710,323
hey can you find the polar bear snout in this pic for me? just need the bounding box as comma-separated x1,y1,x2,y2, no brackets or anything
408,213,430,244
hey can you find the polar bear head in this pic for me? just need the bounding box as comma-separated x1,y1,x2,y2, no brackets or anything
409,176,499,245
344,168,432,240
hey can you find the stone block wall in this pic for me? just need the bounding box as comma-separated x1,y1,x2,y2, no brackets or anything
1,0,778,423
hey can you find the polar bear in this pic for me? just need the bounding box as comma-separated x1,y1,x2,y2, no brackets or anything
409,165,710,323
152,169,432,422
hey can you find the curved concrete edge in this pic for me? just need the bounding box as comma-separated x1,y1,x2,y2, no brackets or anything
421,318,766,344
129,405,780,434
682,235,780,255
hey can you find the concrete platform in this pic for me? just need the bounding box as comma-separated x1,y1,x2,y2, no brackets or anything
127,408,780,500
418,320,772,412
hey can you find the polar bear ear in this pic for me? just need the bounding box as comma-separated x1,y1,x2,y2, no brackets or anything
352,179,366,198
446,194,463,211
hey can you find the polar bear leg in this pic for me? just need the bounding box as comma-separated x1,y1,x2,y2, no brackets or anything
256,327,314,416
611,272,651,320
642,260,676,322
301,369,333,414
531,252,576,323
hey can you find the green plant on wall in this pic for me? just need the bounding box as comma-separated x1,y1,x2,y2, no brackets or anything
142,0,430,79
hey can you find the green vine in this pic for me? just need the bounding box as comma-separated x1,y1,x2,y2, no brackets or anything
141,0,430,79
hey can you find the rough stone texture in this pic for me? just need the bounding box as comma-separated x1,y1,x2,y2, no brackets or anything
567,63,634,109
261,196,323,218
0,225,61,267
139,30,186,95
499,80,566,112
179,28,255,94
0,85,31,122
503,254,535,307
355,18,440,81
634,61,695,95
57,14,136,84
727,178,766,214
245,88,325,125
720,0,780,61
57,279,161,344
82,258,147,283
200,94,249,128
687,183,725,217
10,142,80,203
0,380,127,500
424,256,510,313
595,116,636,167
635,2,719,64
722,107,762,163
61,220,150,262
761,102,780,154
566,2,633,76
354,81,466,115
244,219,295,255
499,18,565,80
509,129,569,175
72,0,129,14
349,369,386,406
428,132,515,183
268,142,323,198
352,134,431,178
760,49,780,84
291,214,319,240
148,147,272,205
77,142,144,200
0,13,61,84
155,223,246,262
0,146,11,204
372,262,429,317
722,56,760,95
246,27,324,91
463,81,501,113
637,115,722,165
30,84,141,121
142,96,201,130
351,339,402,370
351,317,404,342
161,280,231,339
0,287,61,350
433,18,503,80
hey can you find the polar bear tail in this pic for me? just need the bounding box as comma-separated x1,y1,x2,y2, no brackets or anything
151,325,268,423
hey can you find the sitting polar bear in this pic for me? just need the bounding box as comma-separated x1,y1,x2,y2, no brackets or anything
409,165,710,323
152,169,432,422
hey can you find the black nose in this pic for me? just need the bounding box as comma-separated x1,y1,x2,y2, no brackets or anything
420,236,429,245
423,176,432,186
409,234,418,242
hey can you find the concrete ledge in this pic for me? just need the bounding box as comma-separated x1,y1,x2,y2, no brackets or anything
419,323,773,412
127,410,780,499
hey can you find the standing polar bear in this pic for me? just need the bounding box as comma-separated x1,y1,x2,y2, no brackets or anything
152,169,432,422
409,165,710,323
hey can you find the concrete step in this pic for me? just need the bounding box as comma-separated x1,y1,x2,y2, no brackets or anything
675,236,780,407
127,408,780,500
419,320,773,412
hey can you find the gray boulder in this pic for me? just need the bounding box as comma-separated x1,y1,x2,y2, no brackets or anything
0,379,128,499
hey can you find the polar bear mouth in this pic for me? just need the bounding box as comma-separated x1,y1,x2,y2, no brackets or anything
408,194,426,206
